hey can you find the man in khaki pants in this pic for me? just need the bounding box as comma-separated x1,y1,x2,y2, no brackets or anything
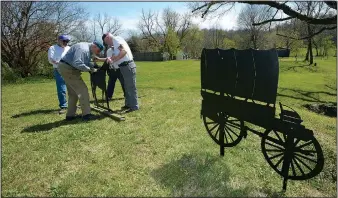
58,41,104,121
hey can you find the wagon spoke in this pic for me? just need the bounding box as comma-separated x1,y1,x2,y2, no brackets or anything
294,138,301,147
291,160,297,176
223,128,229,144
225,127,235,142
296,149,317,156
224,125,240,138
206,121,216,124
293,158,305,176
264,132,285,145
294,153,317,163
265,141,285,151
214,127,220,138
294,155,313,172
273,130,284,144
273,156,284,169
297,140,314,150
209,123,219,132
228,118,240,122
265,149,283,152
224,122,241,129
268,152,284,160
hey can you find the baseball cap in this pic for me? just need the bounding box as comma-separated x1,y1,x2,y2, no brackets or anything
93,40,104,52
58,34,71,41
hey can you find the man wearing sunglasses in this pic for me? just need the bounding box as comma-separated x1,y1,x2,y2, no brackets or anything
48,34,71,114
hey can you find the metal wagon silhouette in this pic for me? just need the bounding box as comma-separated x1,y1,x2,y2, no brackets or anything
200,48,324,190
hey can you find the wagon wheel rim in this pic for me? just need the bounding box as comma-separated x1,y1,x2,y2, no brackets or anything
203,112,244,147
261,129,324,180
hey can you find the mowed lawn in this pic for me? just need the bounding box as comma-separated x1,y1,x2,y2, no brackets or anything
1,57,336,197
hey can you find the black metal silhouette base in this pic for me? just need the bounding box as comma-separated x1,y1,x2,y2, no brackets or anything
90,62,125,121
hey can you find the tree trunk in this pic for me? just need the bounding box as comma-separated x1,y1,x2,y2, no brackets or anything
304,24,313,65
312,39,319,56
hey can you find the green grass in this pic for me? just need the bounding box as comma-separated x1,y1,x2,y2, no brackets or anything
1,57,336,197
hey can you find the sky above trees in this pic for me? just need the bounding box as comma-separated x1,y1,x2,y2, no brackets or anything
80,2,243,37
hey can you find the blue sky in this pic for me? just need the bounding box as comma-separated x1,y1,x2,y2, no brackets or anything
79,2,242,37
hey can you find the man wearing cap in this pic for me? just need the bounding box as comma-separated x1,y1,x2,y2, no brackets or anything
47,34,71,114
102,33,139,113
58,41,104,121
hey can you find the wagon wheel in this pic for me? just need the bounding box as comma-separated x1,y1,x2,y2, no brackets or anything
261,129,324,180
203,112,244,147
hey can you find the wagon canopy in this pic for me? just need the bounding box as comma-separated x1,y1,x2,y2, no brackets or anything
201,48,279,105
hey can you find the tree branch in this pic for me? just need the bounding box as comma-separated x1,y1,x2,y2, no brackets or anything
239,1,337,25
277,25,337,40
253,16,294,26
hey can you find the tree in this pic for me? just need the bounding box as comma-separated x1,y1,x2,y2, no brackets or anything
138,7,193,52
181,25,204,58
223,37,236,49
190,1,336,26
1,1,86,77
163,27,180,60
93,13,122,57
190,1,336,64
237,4,274,49
71,21,92,43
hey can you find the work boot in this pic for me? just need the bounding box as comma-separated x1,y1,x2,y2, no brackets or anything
65,115,78,121
82,114,100,121
59,107,67,114
121,105,130,110
125,108,139,113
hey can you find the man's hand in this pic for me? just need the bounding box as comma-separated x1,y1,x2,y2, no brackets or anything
93,56,99,61
90,67,98,73
106,57,113,64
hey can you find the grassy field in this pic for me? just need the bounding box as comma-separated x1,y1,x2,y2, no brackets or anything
1,57,336,197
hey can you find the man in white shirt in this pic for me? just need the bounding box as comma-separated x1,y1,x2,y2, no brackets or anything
48,34,71,114
94,43,125,101
102,33,139,113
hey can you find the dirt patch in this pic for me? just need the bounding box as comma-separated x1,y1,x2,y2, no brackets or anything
303,103,337,117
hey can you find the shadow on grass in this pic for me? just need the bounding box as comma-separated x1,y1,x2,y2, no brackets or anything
21,114,105,133
280,64,312,72
325,85,337,91
151,153,251,197
11,109,58,118
277,87,336,104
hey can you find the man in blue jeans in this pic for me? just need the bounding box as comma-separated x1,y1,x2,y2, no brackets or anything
48,35,71,114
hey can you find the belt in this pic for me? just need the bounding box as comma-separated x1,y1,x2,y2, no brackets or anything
60,59,71,66
118,60,134,67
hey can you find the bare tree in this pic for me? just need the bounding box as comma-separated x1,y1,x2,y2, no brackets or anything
190,1,336,25
237,4,274,49
95,13,122,35
71,20,92,43
138,9,162,48
138,7,193,52
1,1,86,77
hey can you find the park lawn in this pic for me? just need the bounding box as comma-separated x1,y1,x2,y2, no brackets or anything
1,57,336,197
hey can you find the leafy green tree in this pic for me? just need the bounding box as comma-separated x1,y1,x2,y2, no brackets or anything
163,27,180,60
223,37,236,49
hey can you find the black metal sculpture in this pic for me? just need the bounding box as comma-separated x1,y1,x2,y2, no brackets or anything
200,48,324,191
90,61,125,121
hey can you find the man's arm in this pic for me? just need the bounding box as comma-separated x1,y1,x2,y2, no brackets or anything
47,47,58,64
93,56,107,62
111,44,127,62
71,49,92,72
